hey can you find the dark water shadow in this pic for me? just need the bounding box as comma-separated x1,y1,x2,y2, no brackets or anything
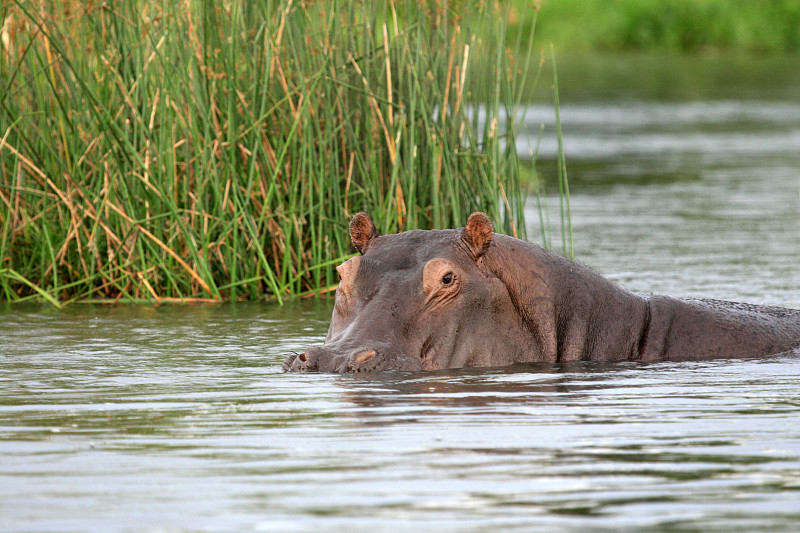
329,361,639,414
321,352,800,427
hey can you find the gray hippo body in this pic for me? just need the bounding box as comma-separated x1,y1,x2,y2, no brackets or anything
284,212,800,373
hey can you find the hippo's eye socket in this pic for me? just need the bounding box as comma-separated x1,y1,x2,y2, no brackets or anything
441,272,454,285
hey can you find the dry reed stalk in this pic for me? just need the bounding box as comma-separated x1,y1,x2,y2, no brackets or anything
105,201,213,295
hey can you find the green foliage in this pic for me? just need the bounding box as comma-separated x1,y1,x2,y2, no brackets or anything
0,0,542,303
521,0,800,54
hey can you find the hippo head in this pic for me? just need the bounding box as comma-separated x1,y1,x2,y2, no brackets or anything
284,212,534,373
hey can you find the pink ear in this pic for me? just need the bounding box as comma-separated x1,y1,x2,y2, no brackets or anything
462,212,493,259
349,212,379,254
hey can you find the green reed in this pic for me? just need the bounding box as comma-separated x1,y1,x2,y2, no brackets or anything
0,0,550,304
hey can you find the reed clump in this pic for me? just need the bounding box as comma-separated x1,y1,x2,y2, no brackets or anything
0,0,541,304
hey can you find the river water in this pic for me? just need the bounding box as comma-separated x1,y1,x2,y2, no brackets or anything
2,55,800,532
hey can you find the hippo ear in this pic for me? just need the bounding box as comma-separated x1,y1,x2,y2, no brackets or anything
461,212,493,259
349,212,379,254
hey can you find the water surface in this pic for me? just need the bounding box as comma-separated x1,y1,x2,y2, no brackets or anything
2,304,800,532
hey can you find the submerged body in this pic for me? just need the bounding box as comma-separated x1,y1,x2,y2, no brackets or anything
284,213,800,373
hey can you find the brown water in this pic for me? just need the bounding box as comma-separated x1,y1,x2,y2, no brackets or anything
2,55,800,532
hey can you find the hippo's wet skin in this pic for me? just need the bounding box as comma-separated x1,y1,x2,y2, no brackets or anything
284,212,800,373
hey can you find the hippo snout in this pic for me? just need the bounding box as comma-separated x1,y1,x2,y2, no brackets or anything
283,345,423,373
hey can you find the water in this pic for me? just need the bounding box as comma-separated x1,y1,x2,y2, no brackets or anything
523,99,800,307
525,54,800,307
3,55,800,532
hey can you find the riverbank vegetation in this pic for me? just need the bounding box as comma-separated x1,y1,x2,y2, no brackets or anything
0,1,553,304
523,0,800,55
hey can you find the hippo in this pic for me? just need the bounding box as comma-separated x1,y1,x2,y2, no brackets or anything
283,212,800,373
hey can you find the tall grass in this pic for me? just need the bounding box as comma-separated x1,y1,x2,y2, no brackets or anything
0,0,546,304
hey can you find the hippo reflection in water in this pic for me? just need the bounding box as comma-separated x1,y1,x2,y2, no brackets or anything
284,212,800,373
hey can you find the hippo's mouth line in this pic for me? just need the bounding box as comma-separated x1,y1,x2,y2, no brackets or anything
420,337,435,370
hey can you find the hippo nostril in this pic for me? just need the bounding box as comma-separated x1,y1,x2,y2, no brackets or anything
354,349,376,364
299,352,307,362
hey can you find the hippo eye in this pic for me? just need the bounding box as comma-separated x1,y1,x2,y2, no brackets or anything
441,272,454,285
